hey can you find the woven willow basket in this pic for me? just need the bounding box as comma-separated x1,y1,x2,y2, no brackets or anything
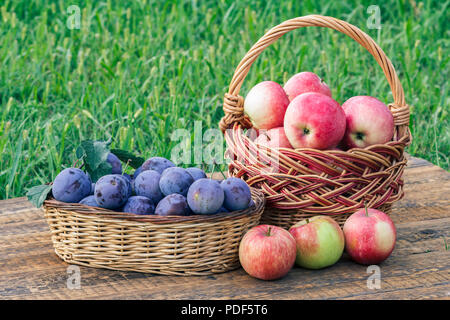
219,15,411,229
43,188,264,275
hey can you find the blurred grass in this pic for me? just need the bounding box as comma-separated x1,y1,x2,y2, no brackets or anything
0,0,448,199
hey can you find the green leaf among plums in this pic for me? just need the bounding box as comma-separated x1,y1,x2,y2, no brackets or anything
110,149,144,169
26,184,52,208
85,161,113,183
76,139,111,171
75,139,114,183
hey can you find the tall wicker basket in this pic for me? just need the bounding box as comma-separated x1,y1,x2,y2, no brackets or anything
219,15,411,229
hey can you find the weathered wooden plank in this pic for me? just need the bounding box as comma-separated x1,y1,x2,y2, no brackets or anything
2,248,447,300
0,217,448,299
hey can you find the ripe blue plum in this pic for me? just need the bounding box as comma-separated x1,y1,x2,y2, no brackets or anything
52,168,92,203
155,194,190,216
107,153,122,174
220,177,251,211
187,178,224,214
141,156,175,174
133,166,143,179
186,167,207,181
118,174,133,197
159,167,194,197
79,195,100,207
134,169,163,203
123,196,155,215
122,173,132,183
94,174,129,209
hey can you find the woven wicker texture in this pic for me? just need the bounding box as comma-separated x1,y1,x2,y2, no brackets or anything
43,188,265,275
219,15,412,229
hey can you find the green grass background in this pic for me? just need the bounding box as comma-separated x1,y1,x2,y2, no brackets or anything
0,0,448,199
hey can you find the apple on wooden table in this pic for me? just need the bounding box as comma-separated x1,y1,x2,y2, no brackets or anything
343,206,397,265
239,224,296,280
289,216,345,269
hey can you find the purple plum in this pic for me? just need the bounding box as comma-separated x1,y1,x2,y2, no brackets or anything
220,177,251,211
122,196,155,215
52,168,92,203
187,178,224,214
94,174,129,209
141,157,175,174
159,167,194,197
155,194,190,216
134,169,164,203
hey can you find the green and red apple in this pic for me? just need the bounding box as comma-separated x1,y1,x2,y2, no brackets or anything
289,216,345,269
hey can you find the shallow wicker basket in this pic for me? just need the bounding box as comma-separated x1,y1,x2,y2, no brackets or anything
219,15,412,229
43,188,264,275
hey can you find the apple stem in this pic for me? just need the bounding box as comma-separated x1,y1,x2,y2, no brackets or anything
306,218,310,224
266,227,272,237
364,200,369,217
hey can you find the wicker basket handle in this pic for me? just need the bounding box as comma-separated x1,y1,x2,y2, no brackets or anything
219,15,411,136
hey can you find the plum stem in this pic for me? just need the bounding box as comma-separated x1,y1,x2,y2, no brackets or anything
122,159,131,175
212,160,227,180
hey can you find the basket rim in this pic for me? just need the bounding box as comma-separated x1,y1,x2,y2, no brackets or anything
43,187,265,226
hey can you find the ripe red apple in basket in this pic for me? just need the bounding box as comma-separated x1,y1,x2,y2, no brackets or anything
342,96,394,148
284,92,346,150
243,81,290,130
239,225,296,280
254,127,293,149
283,71,332,101
343,207,396,265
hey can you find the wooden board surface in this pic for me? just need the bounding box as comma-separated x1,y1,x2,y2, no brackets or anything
0,155,449,300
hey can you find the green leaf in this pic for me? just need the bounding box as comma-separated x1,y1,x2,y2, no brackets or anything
86,161,113,182
110,149,145,169
75,146,85,160
80,139,111,171
26,184,53,208
75,139,114,183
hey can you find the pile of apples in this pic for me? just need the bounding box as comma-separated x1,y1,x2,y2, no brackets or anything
239,207,397,280
244,72,395,150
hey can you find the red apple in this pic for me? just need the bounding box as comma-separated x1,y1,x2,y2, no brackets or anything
343,207,396,265
342,96,394,148
244,81,290,130
289,216,345,269
284,72,332,101
239,224,296,280
284,92,346,149
254,127,293,149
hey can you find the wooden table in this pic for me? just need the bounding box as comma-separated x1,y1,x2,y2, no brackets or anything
1,155,449,300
